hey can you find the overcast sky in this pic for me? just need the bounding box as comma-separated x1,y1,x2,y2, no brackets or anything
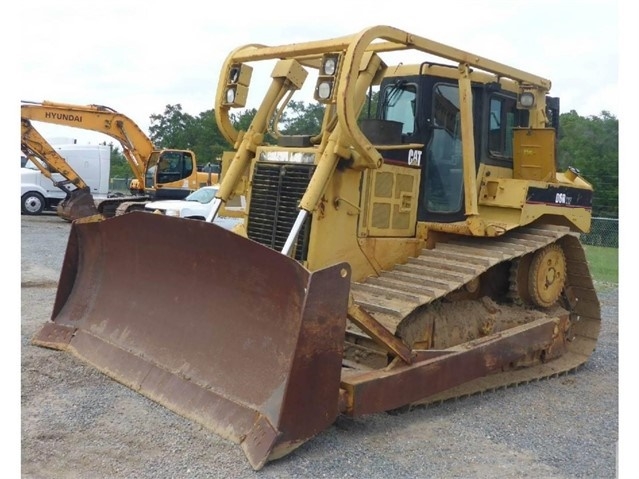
15,0,621,145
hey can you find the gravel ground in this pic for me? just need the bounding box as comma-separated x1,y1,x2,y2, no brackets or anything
21,213,621,478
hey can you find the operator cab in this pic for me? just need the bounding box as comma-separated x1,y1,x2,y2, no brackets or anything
362,66,544,224
145,149,196,199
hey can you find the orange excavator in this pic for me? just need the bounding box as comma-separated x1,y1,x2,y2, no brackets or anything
21,100,218,218
33,26,599,470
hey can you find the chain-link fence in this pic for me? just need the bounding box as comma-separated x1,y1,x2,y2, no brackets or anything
580,217,618,248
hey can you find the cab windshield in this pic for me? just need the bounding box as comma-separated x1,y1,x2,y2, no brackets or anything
185,187,218,204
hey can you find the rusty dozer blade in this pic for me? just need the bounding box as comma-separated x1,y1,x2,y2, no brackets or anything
32,212,351,470
56,188,100,221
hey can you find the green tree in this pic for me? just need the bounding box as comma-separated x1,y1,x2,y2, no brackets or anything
148,104,196,150
558,111,618,217
189,109,232,165
231,108,258,132
279,101,324,135
227,107,280,144
109,143,130,178
108,143,137,193
360,88,380,120
149,104,232,170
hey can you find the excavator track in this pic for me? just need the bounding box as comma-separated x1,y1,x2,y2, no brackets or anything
345,224,601,405
95,197,149,218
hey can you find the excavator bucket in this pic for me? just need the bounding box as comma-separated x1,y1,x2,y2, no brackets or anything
56,188,100,221
32,212,351,470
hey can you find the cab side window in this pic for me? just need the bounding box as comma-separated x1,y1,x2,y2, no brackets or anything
157,152,194,183
183,153,193,176
488,96,517,159
383,82,417,135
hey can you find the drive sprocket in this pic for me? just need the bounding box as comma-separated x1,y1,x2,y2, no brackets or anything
528,243,566,308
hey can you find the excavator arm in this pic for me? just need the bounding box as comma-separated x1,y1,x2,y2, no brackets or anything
21,118,101,220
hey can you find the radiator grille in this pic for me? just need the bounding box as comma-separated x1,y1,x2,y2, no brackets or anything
247,162,315,261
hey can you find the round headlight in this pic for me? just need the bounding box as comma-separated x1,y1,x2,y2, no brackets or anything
226,87,236,104
317,81,332,100
323,57,337,76
519,92,535,108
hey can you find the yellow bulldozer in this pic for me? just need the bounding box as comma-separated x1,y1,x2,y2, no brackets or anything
32,25,600,470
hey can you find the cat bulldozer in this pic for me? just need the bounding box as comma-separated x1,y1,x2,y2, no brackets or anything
33,25,600,470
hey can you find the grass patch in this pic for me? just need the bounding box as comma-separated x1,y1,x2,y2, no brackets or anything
583,245,618,284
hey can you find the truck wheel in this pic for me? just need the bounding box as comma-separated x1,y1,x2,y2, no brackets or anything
22,192,45,215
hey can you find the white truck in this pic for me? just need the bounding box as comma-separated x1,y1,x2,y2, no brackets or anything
21,142,111,215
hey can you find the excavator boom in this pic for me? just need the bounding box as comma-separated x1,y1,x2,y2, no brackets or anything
32,25,600,470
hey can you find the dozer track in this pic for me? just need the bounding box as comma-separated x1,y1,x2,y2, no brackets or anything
345,224,601,405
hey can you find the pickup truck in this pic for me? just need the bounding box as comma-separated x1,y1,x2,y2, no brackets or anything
144,185,244,229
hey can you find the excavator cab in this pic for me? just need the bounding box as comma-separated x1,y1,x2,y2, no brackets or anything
145,150,197,199
32,26,600,470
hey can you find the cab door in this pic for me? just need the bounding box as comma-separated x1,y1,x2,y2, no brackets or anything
419,82,467,223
